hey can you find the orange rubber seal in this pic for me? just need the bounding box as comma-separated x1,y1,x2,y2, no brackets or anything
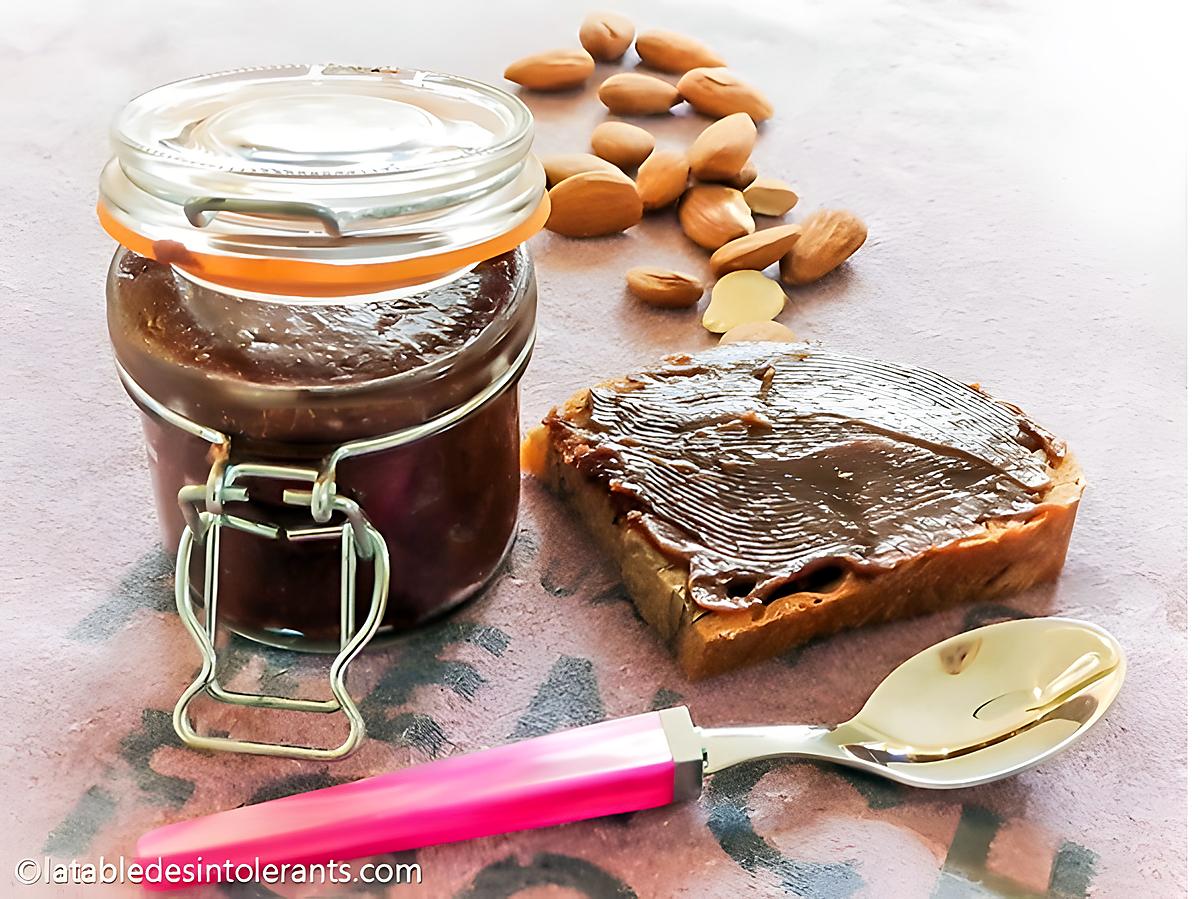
97,192,550,297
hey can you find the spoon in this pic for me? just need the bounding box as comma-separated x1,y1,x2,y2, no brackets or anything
135,617,1124,889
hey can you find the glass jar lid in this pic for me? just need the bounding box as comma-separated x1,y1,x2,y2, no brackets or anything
98,65,548,296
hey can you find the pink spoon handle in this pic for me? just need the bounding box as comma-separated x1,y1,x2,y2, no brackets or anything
136,708,701,889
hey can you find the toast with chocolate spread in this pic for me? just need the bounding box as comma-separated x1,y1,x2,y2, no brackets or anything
522,344,1085,679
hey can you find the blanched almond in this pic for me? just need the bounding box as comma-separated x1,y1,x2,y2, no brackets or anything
719,320,797,344
742,176,799,215
591,121,655,168
579,11,635,62
687,112,757,182
678,67,773,121
678,185,755,250
541,153,624,186
710,225,803,276
634,29,725,73
598,72,682,115
780,209,868,284
504,49,595,91
702,270,786,333
546,171,642,237
626,267,705,307
635,150,690,210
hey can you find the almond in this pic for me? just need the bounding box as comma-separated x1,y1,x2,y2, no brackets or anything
743,176,799,215
719,320,797,344
635,150,690,210
598,72,682,115
678,67,773,121
702,270,786,333
678,185,755,250
541,153,624,186
726,161,758,190
546,171,642,237
687,112,757,182
591,121,656,168
504,49,595,91
626,267,705,308
780,209,868,284
579,11,635,62
634,29,725,73
710,224,803,277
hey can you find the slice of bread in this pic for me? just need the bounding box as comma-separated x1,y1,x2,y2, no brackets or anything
522,348,1085,680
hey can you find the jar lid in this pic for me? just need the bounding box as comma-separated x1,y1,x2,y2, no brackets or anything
98,65,548,296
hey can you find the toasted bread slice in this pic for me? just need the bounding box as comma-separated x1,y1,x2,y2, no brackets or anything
523,348,1085,679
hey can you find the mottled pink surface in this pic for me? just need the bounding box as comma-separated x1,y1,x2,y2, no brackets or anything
0,1,1185,898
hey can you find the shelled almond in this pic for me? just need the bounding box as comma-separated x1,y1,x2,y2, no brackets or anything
679,185,755,249
780,209,868,284
626,267,705,307
710,225,803,277
542,153,624,186
634,29,725,73
687,113,756,182
591,122,656,168
636,150,691,210
546,171,642,237
678,68,773,121
579,11,635,62
504,49,596,91
597,72,682,115
742,177,798,215
726,161,758,190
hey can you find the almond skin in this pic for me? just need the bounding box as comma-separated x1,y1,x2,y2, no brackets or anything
678,185,755,250
687,112,757,182
742,176,799,215
546,171,642,237
634,29,725,73
726,161,758,190
591,121,656,169
579,11,635,62
626,267,705,308
541,153,624,186
598,72,682,115
710,224,803,277
678,67,773,121
504,49,596,91
780,209,868,284
635,150,690,210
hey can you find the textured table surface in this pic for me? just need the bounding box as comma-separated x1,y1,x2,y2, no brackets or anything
0,1,1185,896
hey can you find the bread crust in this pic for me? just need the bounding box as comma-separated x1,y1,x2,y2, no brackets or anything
527,382,1085,680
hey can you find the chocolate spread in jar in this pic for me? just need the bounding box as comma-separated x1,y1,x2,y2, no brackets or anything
545,344,1066,612
108,247,536,648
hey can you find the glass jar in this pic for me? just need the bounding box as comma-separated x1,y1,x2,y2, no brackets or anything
97,65,546,756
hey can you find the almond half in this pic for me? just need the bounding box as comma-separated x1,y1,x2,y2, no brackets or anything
591,121,656,169
579,11,635,62
678,185,755,250
687,112,757,181
780,209,868,284
710,224,803,277
635,150,690,210
626,267,705,307
678,67,773,121
743,176,799,215
504,49,595,91
702,270,787,333
634,29,725,73
546,171,642,237
719,320,797,344
598,72,682,115
541,153,624,186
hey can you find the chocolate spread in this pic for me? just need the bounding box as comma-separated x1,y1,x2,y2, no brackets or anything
546,344,1065,612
